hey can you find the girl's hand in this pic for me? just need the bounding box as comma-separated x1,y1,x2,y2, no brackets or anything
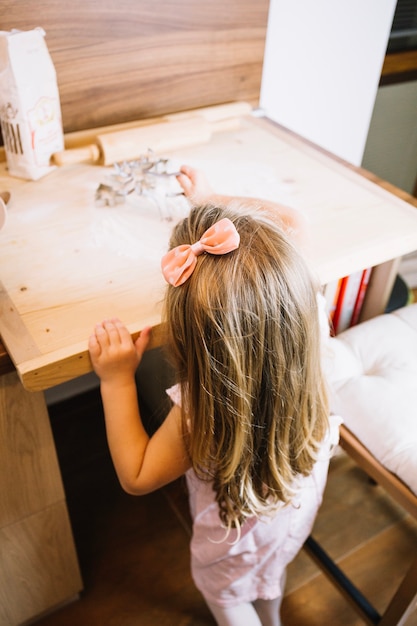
88,319,151,384
176,164,214,205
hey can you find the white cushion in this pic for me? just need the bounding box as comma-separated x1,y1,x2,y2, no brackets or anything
324,303,417,496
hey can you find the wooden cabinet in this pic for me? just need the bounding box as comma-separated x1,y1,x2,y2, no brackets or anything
0,372,82,626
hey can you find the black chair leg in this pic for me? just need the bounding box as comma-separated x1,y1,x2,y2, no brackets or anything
304,535,381,626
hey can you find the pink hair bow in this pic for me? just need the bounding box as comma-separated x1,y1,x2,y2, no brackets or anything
161,218,240,287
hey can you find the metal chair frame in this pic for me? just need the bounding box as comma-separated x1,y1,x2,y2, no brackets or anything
305,424,417,626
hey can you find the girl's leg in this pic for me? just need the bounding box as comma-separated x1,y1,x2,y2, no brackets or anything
253,569,286,626
206,600,262,626
253,597,282,626
206,570,287,626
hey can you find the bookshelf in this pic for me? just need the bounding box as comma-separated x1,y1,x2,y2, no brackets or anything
323,263,409,335
325,254,416,336
325,269,371,335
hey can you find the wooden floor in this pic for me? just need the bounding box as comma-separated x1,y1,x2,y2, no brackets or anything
32,387,417,626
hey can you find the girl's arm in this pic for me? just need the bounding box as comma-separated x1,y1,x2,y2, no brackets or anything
177,164,309,248
88,319,190,495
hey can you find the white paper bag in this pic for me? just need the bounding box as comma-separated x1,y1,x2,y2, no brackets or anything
0,27,64,180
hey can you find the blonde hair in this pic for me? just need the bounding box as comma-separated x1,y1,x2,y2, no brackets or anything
163,203,329,533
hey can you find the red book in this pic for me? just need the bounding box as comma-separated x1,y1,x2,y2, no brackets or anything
331,276,349,334
350,267,372,326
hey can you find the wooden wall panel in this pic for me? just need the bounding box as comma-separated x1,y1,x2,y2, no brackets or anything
1,0,269,133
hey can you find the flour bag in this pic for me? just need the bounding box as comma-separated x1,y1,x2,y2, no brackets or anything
0,28,64,180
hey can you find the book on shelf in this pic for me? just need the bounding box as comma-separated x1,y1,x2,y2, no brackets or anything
350,267,372,327
324,268,372,334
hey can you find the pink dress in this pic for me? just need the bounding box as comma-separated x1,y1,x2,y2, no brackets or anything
167,384,341,607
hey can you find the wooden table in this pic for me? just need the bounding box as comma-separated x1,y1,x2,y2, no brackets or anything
1,114,417,625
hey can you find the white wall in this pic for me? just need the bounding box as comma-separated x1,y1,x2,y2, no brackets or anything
260,0,397,166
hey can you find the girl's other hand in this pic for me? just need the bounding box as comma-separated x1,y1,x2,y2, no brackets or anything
88,319,151,384
176,165,214,205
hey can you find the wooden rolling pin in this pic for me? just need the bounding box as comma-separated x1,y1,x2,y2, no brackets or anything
51,101,252,166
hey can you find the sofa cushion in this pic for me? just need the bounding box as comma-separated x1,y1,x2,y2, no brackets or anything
325,303,417,496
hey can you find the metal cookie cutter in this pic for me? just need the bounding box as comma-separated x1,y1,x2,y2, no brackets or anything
95,183,127,207
94,153,184,216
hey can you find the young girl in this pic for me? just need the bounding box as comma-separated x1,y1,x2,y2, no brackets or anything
88,165,340,626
